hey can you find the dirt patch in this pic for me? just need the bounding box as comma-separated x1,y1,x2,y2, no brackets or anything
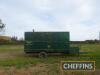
0,63,57,75
0,51,25,60
0,63,99,75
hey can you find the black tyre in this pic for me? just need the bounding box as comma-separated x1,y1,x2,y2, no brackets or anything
38,52,47,58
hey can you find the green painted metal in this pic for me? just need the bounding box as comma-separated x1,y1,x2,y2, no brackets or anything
24,32,79,54
69,47,79,55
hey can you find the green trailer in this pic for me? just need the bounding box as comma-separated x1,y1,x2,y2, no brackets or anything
24,32,79,57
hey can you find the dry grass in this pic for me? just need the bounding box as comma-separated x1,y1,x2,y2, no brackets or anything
0,64,99,75
0,44,99,75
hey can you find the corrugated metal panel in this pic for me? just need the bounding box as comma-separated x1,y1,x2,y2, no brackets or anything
69,47,79,54
25,32,69,42
24,32,70,53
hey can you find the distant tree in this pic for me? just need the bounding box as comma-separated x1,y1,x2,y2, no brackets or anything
0,19,5,29
0,19,5,35
85,39,99,44
11,36,18,41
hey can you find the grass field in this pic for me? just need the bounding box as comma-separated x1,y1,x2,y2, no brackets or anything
0,44,100,75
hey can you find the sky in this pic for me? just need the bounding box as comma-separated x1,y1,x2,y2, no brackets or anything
0,0,100,41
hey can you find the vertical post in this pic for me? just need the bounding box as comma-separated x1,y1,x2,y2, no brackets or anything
99,32,100,42
33,29,34,32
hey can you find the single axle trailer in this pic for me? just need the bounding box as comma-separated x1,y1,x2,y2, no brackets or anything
24,32,79,57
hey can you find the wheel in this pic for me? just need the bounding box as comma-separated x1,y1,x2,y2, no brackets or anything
38,52,47,58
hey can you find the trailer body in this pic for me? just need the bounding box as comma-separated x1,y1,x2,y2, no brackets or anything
24,32,79,54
